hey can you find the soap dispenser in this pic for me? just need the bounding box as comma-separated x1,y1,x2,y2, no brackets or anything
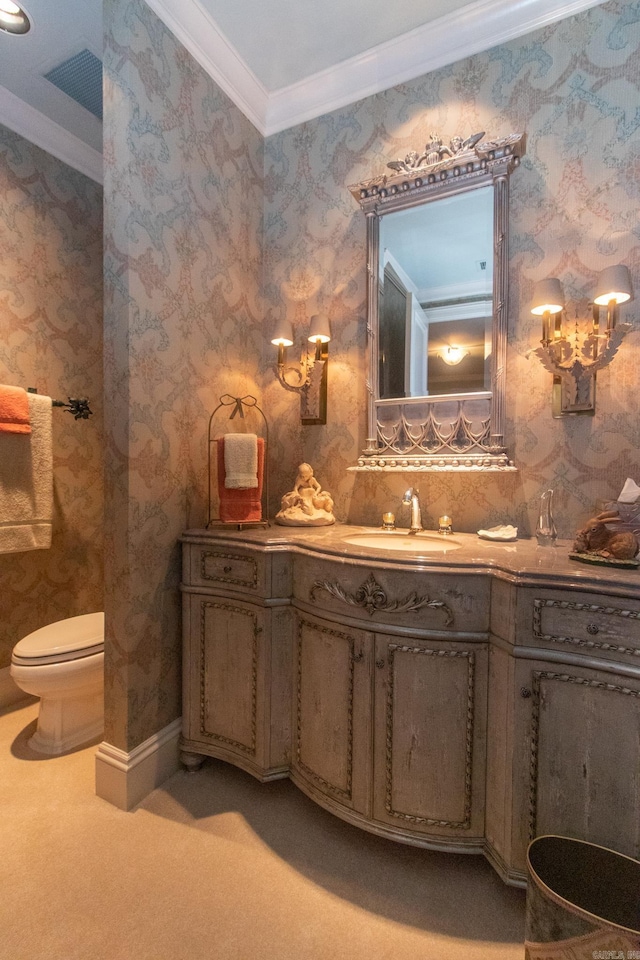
536,489,557,546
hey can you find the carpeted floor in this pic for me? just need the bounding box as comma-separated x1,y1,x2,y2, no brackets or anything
0,700,525,960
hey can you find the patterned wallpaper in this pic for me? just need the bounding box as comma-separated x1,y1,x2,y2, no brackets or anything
264,0,640,540
104,0,639,751
104,0,264,749
0,125,103,671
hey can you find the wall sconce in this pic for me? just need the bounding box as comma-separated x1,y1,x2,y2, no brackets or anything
528,266,634,416
437,345,469,365
271,315,330,425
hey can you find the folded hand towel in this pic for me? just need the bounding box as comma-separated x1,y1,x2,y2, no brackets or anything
0,392,53,553
217,437,264,523
224,433,258,489
0,384,31,434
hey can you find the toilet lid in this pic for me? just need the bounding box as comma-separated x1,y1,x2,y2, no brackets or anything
12,612,104,665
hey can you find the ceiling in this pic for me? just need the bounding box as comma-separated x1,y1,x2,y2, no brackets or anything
0,0,606,184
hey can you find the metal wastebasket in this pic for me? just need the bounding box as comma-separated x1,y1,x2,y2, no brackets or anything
525,836,640,960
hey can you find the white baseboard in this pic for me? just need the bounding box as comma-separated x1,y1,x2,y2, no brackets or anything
95,717,182,811
0,666,30,710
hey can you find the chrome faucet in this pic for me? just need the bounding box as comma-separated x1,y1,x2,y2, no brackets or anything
402,488,423,534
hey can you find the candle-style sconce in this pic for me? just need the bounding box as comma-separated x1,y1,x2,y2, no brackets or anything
271,315,330,425
527,265,634,416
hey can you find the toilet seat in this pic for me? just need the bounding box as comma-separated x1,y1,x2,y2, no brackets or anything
11,612,104,666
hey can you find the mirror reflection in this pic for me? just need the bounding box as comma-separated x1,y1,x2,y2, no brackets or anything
378,187,494,400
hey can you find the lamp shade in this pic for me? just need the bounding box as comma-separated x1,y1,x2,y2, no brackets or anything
308,315,331,344
530,278,565,316
270,318,294,347
593,265,634,305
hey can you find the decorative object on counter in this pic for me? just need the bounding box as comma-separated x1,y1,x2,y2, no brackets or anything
438,515,453,536
570,510,639,567
595,478,640,537
275,463,335,526
207,394,268,529
527,265,634,417
536,489,557,546
477,524,518,541
382,512,395,530
270,314,330,425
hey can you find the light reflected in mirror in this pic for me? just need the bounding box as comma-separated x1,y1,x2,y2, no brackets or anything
378,187,494,400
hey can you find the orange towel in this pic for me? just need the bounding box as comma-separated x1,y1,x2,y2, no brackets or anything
217,437,264,523
0,385,31,434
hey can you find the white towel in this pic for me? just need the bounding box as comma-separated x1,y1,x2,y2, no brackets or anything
0,392,53,553
224,433,258,489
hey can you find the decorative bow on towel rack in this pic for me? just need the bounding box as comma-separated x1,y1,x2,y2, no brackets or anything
27,388,93,420
218,394,258,419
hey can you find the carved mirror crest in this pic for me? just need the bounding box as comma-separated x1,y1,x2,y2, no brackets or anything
349,131,526,472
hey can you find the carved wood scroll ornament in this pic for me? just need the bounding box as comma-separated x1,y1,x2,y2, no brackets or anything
310,572,453,626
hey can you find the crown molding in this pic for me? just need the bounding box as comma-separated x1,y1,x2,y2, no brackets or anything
145,0,606,138
143,0,269,136
264,0,607,135
0,85,102,183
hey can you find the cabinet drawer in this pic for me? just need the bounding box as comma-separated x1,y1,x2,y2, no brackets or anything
294,554,489,634
186,544,267,594
531,594,640,661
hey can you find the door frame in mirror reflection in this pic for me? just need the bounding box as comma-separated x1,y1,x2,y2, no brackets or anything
349,132,526,473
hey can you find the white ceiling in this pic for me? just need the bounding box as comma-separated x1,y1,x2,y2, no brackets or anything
0,0,607,184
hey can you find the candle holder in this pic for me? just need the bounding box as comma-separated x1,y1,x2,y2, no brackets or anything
528,266,634,416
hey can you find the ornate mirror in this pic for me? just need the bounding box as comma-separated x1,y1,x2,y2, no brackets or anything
349,131,525,471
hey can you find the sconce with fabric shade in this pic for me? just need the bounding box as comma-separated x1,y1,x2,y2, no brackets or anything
527,265,634,416
530,278,565,343
593,264,634,306
272,315,330,425
308,315,331,358
270,318,294,364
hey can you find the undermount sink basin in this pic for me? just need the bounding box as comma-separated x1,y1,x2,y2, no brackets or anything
343,531,462,553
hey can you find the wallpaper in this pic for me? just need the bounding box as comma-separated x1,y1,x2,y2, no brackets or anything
263,0,640,540
103,0,264,749
0,124,103,672
104,0,639,753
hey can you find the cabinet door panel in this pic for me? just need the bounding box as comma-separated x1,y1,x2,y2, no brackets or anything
293,613,371,813
197,596,262,757
373,637,487,838
523,663,640,861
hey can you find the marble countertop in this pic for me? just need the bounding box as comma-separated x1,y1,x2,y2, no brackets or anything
182,523,640,598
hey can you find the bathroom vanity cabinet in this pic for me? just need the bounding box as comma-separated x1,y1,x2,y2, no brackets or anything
180,526,640,886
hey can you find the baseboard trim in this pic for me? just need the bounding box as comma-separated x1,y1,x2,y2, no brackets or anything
95,717,182,811
0,666,30,710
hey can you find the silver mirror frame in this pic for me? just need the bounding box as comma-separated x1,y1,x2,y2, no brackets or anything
349,132,526,472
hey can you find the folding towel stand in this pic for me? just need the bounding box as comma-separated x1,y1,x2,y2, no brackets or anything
207,394,269,529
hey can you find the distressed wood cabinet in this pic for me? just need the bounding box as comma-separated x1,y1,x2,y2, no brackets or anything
181,527,640,886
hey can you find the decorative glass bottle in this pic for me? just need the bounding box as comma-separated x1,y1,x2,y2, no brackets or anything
536,489,557,546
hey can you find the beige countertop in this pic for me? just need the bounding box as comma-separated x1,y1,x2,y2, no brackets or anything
182,523,640,599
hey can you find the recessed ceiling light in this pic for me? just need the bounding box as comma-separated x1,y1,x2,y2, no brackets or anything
0,0,31,35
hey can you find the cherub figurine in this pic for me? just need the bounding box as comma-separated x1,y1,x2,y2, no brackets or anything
275,463,335,526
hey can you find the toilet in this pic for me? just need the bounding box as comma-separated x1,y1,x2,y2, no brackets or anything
10,612,104,755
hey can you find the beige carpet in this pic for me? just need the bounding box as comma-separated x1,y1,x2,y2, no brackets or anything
0,701,525,960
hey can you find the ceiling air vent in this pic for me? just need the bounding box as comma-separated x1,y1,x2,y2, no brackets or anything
44,48,102,121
